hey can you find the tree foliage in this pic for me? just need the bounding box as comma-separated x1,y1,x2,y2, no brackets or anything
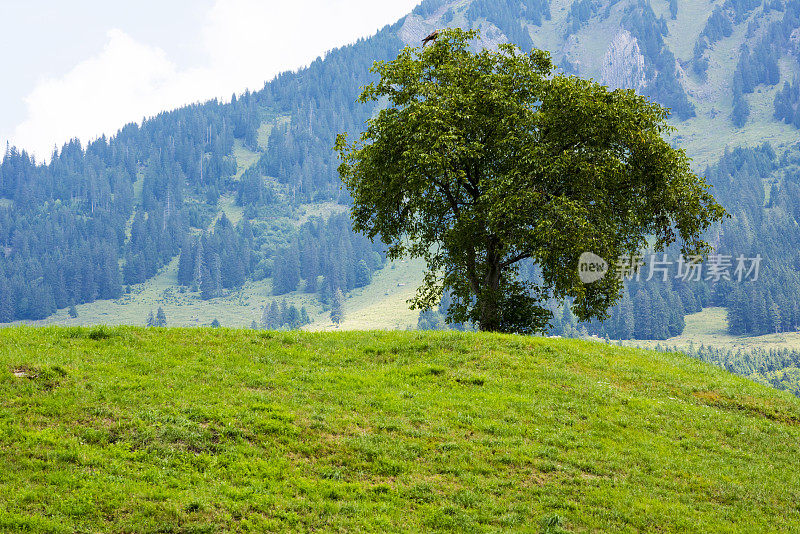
336,29,725,334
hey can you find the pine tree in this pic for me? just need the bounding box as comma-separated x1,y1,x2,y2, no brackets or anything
286,305,300,329
177,236,195,286
732,82,750,128
769,301,782,334
147,310,155,327
0,276,15,323
331,288,345,325
261,301,281,329
192,237,204,291
418,309,444,330
273,246,301,295
155,307,167,327
618,290,635,340
201,252,222,300
355,259,371,288
633,289,652,339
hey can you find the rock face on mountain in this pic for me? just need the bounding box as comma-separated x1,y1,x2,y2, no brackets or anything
601,30,646,92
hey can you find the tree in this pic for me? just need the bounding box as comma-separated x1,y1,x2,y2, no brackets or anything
330,288,344,325
201,252,222,300
617,290,635,340
262,301,281,329
146,310,155,327
732,90,750,128
418,309,445,330
355,259,372,288
155,306,167,327
68,303,78,319
211,318,221,328
273,245,301,295
336,29,726,333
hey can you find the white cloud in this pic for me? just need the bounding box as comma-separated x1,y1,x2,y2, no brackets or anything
12,29,182,158
7,0,419,159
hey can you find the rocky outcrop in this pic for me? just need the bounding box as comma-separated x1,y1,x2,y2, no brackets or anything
601,30,647,92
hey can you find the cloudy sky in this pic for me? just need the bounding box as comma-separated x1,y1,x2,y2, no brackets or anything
0,0,420,159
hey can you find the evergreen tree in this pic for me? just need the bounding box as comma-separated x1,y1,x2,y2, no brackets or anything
732,91,750,128
618,290,635,340
155,307,167,327
355,259,372,288
331,288,345,325
273,245,301,295
201,252,222,300
262,301,281,329
418,309,445,330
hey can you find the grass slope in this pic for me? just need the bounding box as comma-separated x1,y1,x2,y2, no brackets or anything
306,258,427,332
1,328,799,532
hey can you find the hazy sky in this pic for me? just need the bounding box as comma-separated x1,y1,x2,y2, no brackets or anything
0,0,420,159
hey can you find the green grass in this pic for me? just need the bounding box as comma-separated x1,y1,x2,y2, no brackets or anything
233,140,261,180
663,0,715,61
307,258,427,331
1,328,799,532
213,193,245,227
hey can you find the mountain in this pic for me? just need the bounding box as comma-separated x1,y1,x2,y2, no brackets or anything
1,0,800,346
2,327,800,531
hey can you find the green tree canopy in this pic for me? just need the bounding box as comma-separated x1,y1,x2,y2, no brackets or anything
336,29,725,334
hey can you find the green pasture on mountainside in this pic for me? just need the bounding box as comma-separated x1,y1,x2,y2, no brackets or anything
1,327,799,532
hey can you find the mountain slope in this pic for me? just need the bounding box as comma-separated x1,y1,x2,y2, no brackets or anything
1,328,799,531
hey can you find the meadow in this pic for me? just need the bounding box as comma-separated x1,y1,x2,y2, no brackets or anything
1,327,799,532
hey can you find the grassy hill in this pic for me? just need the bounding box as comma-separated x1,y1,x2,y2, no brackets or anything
2,327,800,532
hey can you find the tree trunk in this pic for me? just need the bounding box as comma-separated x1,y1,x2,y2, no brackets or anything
478,243,502,332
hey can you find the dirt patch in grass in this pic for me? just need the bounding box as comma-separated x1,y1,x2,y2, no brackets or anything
9,365,68,389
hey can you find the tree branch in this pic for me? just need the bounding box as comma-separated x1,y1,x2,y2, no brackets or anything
500,252,531,269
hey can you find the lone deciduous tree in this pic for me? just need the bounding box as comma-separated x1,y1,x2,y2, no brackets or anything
336,29,725,334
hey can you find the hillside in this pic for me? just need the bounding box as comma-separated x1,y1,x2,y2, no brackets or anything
2,327,800,532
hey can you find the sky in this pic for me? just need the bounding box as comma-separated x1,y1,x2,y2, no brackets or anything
0,0,421,160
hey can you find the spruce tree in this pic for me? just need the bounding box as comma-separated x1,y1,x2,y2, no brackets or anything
618,290,635,340
331,288,345,325
155,307,167,327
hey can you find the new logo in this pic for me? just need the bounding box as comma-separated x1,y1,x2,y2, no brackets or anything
578,252,608,284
